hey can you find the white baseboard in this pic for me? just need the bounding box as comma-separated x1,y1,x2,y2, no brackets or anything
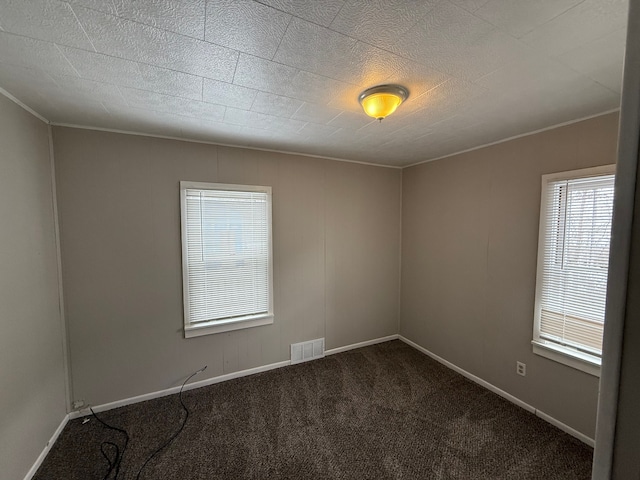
70,334,400,420
28,334,593,478
325,334,399,356
70,360,292,419
536,410,595,447
399,335,595,447
399,336,535,413
23,414,69,480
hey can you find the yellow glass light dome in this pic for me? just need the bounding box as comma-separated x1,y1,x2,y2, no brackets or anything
358,85,409,121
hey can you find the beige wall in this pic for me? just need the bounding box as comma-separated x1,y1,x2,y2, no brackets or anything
0,95,67,479
50,111,618,443
52,127,401,406
400,112,619,439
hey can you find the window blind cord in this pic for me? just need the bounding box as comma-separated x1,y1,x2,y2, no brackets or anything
90,407,130,480
135,365,208,480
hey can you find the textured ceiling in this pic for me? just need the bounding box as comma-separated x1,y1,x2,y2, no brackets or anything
0,0,628,166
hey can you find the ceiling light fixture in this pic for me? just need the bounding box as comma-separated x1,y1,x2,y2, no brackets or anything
358,85,409,122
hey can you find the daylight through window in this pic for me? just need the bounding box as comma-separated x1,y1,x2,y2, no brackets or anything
180,182,273,338
533,166,615,375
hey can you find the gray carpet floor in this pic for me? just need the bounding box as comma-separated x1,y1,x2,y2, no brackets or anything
34,340,593,479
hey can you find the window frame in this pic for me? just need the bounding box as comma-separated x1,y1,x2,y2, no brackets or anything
532,164,616,377
180,181,274,338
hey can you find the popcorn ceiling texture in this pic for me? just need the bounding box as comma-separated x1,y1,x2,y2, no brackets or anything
0,0,627,166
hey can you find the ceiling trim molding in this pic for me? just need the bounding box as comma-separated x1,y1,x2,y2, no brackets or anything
9,103,619,170
0,87,49,124
403,109,622,169
49,122,403,169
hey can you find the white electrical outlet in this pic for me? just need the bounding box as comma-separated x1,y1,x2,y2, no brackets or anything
72,399,85,409
516,361,526,376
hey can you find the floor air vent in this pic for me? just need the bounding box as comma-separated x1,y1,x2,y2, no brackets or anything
291,338,325,364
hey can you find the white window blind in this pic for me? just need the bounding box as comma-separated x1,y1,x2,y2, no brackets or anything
180,182,273,337
535,169,615,360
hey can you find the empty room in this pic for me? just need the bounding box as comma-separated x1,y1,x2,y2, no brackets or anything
2,0,640,479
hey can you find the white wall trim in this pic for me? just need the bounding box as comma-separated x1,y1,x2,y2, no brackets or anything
67,334,401,420
397,169,403,334
399,336,535,413
399,335,595,447
536,410,595,447
0,87,616,171
403,109,621,169
48,125,73,413
27,334,594,478
69,360,291,419
68,335,397,419
7,97,616,171
325,334,399,356
0,86,49,124
50,123,402,170
23,414,69,480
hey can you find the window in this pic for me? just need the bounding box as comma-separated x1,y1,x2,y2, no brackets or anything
533,165,615,376
180,182,273,338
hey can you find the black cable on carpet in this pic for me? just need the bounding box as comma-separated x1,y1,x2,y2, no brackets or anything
90,407,129,480
135,366,207,479
90,366,207,480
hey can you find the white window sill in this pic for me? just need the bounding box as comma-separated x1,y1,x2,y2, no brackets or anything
185,313,273,338
532,340,601,377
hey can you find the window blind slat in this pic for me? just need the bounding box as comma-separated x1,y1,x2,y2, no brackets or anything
537,173,614,357
183,187,272,325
